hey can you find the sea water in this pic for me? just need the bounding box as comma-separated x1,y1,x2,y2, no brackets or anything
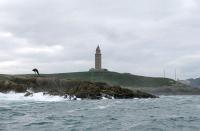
0,93,200,131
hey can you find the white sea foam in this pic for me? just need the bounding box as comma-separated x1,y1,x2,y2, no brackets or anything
0,92,115,102
101,96,109,100
0,92,65,102
91,105,110,110
97,105,108,109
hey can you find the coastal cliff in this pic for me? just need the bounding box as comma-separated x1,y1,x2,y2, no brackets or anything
0,76,157,99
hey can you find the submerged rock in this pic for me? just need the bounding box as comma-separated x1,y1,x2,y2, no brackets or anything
64,95,78,100
0,77,158,99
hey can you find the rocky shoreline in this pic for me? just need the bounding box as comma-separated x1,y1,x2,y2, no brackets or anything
0,76,157,99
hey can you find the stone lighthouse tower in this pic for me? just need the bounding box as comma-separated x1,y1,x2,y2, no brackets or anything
95,45,102,70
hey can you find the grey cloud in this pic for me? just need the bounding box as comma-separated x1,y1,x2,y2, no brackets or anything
0,0,200,79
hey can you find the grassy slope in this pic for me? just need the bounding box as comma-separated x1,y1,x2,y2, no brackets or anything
0,74,10,81
46,71,176,87
187,78,200,88
46,71,200,95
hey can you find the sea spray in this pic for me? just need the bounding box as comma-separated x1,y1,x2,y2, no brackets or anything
0,92,116,102
0,92,65,102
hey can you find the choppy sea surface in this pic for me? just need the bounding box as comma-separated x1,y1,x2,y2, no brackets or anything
0,93,200,131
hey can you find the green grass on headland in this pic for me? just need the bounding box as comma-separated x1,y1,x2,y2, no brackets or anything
46,71,176,87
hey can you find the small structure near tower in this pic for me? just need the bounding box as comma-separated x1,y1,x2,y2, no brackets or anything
89,45,108,72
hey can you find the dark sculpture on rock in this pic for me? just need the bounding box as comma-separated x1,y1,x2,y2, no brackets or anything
32,68,40,76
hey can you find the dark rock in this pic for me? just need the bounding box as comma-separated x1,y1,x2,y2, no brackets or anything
0,77,158,99
43,92,48,95
24,92,33,97
64,95,77,100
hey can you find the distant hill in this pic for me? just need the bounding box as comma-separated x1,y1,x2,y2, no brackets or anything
185,78,200,88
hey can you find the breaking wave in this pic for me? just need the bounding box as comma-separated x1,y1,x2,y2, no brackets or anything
0,92,67,102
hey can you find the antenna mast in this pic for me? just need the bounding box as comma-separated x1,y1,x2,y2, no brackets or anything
175,69,177,81
163,69,166,78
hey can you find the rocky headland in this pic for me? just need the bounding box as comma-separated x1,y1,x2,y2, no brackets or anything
0,76,157,99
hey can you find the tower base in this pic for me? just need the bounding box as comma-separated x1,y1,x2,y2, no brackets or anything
89,68,108,72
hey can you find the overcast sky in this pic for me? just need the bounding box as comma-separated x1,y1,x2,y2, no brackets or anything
0,0,200,79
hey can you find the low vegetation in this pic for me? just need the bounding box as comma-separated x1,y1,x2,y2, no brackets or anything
47,71,176,87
